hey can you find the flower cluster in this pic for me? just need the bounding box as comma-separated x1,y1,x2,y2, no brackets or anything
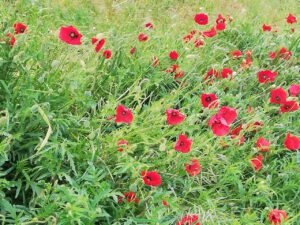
4,10,298,225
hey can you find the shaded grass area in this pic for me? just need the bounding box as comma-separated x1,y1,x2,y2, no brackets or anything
0,0,300,224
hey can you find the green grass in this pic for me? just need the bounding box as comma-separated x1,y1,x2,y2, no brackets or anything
0,0,300,224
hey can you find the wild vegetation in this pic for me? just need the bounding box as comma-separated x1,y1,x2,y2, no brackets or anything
0,0,299,224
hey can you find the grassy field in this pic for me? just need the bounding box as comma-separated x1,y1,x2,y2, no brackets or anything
0,0,300,224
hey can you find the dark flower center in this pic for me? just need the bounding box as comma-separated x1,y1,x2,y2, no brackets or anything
172,112,177,116
271,214,279,221
284,105,290,109
20,28,25,33
217,19,224,24
262,75,266,79
205,96,212,102
121,111,127,116
275,96,281,101
146,176,152,181
69,32,77,38
180,141,184,146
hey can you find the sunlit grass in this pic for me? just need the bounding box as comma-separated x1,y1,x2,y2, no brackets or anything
0,0,299,224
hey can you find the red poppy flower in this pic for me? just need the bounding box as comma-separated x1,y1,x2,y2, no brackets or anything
117,139,128,152
216,14,226,24
6,33,16,46
152,56,159,67
91,37,98,44
130,47,136,55
194,13,208,25
117,196,123,203
246,50,253,58
253,121,264,130
59,25,82,45
288,84,300,97
262,24,272,31
145,22,154,29
217,106,237,125
205,68,219,80
231,124,243,136
13,22,27,34
284,133,300,151
240,50,252,69
268,209,287,225
278,47,292,60
190,30,197,35
183,34,193,43
280,100,299,113
177,214,201,225
216,14,226,31
102,49,112,59
240,58,252,69
251,154,263,171
166,109,185,125
194,39,204,48
174,134,193,153
216,22,226,31
141,171,162,186
201,93,219,109
244,49,252,57
286,13,297,24
208,106,236,136
166,64,179,73
246,121,264,132
185,159,201,176
169,51,179,60
257,70,277,83
256,137,270,152
115,105,133,124
208,115,230,136
125,192,139,203
162,200,169,207
202,27,217,38
269,88,287,104
221,68,233,79
118,192,139,204
117,140,128,145
174,71,185,79
269,52,277,59
138,33,148,42
94,38,105,52
231,50,242,58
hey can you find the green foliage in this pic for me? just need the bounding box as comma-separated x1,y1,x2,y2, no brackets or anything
0,0,299,224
